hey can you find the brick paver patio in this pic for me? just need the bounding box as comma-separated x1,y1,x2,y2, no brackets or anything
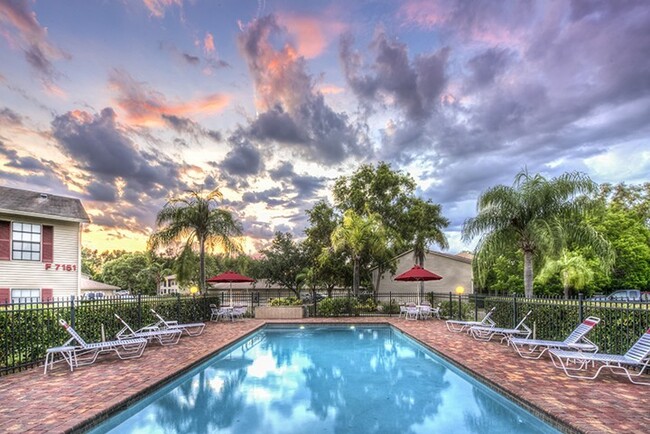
1,317,648,433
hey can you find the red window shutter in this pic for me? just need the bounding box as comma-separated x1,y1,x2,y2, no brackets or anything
0,221,9,260
42,288,53,302
42,225,53,263
0,288,9,304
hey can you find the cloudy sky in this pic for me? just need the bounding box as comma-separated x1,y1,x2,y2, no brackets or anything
1,0,649,255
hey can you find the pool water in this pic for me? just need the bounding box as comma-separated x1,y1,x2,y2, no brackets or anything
90,325,560,433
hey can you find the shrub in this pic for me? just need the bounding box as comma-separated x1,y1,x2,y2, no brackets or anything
269,297,303,306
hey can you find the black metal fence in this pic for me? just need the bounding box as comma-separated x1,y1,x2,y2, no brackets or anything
3,290,649,376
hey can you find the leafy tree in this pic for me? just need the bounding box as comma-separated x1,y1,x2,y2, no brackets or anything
462,170,613,297
101,252,155,294
535,250,595,298
408,198,450,266
331,210,388,296
258,232,308,297
589,206,650,290
149,189,242,293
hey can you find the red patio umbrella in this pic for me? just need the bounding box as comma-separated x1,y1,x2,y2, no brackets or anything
207,271,255,307
394,265,442,303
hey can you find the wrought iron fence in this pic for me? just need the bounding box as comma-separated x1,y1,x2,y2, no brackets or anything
3,290,649,375
0,293,220,375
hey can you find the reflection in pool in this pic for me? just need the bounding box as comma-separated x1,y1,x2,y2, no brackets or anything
90,325,560,433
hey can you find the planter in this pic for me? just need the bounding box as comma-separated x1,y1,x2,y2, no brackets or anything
255,306,305,319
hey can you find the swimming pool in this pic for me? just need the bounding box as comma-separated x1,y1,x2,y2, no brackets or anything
89,325,561,433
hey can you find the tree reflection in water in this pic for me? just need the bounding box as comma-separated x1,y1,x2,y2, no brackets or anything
153,355,253,433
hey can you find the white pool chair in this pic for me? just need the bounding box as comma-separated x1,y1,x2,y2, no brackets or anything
46,318,146,373
446,307,496,333
230,305,247,321
150,309,205,336
405,303,419,321
549,328,650,385
470,310,533,343
115,314,182,345
510,316,600,359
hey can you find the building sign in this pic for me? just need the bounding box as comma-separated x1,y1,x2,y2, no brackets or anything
44,263,77,271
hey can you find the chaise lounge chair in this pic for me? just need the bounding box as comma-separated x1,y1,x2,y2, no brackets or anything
510,316,600,359
45,319,147,373
115,314,182,345
549,328,650,385
446,307,496,333
150,309,206,336
470,310,533,343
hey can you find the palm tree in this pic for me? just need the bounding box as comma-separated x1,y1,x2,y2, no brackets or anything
331,209,387,296
407,198,449,299
462,170,612,297
536,250,595,299
148,189,242,293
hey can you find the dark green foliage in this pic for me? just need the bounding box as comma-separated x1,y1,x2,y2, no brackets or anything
269,297,303,306
0,295,219,375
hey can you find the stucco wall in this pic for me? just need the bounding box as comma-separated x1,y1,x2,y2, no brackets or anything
0,212,80,299
374,251,473,297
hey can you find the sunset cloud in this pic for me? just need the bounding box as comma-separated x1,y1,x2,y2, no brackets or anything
0,0,70,83
277,13,348,58
142,0,183,18
204,32,215,54
108,69,229,126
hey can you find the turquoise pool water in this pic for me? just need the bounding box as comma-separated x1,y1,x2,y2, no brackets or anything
89,325,560,433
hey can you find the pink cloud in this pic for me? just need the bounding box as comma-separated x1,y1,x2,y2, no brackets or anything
142,0,182,18
0,0,69,81
108,69,229,126
204,32,215,54
277,13,348,58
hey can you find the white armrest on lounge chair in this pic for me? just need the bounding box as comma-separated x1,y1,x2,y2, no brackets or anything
150,309,205,336
446,307,496,333
510,316,600,359
115,314,182,346
549,328,650,385
470,310,533,343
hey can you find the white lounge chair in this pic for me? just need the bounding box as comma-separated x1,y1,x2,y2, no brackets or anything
115,314,182,345
510,316,600,359
470,310,533,343
150,309,205,336
446,307,496,333
549,328,650,385
45,319,147,373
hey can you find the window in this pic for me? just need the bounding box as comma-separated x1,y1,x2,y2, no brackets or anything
12,222,41,261
11,289,40,303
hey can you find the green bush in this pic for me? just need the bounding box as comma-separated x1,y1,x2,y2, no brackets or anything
269,297,303,306
317,297,358,316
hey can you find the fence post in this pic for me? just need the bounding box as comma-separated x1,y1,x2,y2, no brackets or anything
512,293,518,328
578,293,584,322
389,291,392,318
176,293,181,320
137,293,142,329
449,292,452,319
458,294,462,320
474,294,478,321
70,295,76,328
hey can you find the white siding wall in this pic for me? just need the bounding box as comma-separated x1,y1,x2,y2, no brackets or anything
0,212,80,299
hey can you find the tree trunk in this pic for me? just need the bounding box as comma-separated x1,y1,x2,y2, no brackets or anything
374,265,382,299
353,256,360,297
199,238,206,293
523,250,534,297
